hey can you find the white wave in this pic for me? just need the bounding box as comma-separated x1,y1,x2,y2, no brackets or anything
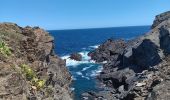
61,51,95,67
89,65,103,77
63,58,93,67
89,45,100,49
71,76,77,80
82,65,94,71
75,71,91,80
79,51,91,61
61,44,100,67
76,71,83,76
81,75,90,80
82,66,91,71
70,87,75,91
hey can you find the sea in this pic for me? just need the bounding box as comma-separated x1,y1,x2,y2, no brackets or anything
48,26,150,100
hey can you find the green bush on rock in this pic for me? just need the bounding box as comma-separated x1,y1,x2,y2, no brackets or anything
20,64,46,89
20,64,36,80
0,41,12,57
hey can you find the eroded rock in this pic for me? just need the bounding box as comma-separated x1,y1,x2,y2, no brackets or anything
69,53,82,61
87,11,170,100
0,23,72,100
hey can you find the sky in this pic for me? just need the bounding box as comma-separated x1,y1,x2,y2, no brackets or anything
0,0,170,30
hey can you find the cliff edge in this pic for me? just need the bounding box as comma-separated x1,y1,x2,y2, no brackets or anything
87,11,170,100
0,23,72,100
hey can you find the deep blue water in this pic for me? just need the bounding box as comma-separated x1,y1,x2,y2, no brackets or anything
48,26,150,100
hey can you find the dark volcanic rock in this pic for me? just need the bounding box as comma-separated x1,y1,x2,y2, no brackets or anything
88,39,126,64
87,11,170,100
69,53,82,61
130,39,161,70
98,68,136,89
89,38,161,72
159,25,170,54
152,11,170,29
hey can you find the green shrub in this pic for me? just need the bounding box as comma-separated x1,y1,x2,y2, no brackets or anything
20,64,36,80
35,79,46,89
0,41,12,57
20,64,46,89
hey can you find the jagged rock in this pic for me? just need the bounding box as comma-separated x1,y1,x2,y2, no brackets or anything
0,23,72,100
130,39,161,70
86,11,170,100
147,81,170,100
88,39,126,65
159,24,170,54
152,11,170,29
69,53,82,61
82,91,117,100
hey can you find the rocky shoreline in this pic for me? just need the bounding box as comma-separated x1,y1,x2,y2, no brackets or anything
84,11,170,100
1,11,170,100
0,23,72,100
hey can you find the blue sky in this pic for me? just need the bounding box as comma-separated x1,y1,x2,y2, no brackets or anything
0,0,170,30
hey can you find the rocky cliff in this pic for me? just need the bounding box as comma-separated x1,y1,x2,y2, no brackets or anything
152,11,170,29
87,11,170,100
0,23,72,100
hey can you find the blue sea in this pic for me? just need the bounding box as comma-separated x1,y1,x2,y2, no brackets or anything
48,26,150,100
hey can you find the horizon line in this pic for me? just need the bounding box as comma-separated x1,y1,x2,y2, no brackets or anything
47,25,151,31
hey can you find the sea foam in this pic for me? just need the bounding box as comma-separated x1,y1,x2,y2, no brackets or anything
82,66,92,71
61,45,103,80
89,45,100,49
88,65,103,77
61,51,95,67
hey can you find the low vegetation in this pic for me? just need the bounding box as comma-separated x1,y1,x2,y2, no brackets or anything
0,41,12,57
20,64,46,89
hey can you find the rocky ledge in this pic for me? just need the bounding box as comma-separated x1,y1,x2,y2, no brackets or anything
0,23,72,100
86,11,170,100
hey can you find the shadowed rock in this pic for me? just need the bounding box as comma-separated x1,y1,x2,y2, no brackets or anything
85,11,170,100
130,39,161,70
69,53,82,61
159,25,170,54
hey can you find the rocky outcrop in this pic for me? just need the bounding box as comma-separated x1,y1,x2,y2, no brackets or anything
69,53,82,61
0,23,72,100
86,11,170,100
151,11,170,29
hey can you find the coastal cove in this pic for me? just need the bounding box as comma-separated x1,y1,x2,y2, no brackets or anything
48,26,150,99
1,11,170,100
1,1,170,99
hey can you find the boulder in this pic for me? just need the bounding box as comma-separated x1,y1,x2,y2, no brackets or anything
69,53,82,61
130,39,161,70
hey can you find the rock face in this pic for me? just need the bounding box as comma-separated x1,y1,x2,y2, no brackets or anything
130,39,161,69
88,39,126,63
69,53,82,61
152,11,170,29
0,23,72,100
86,11,170,100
